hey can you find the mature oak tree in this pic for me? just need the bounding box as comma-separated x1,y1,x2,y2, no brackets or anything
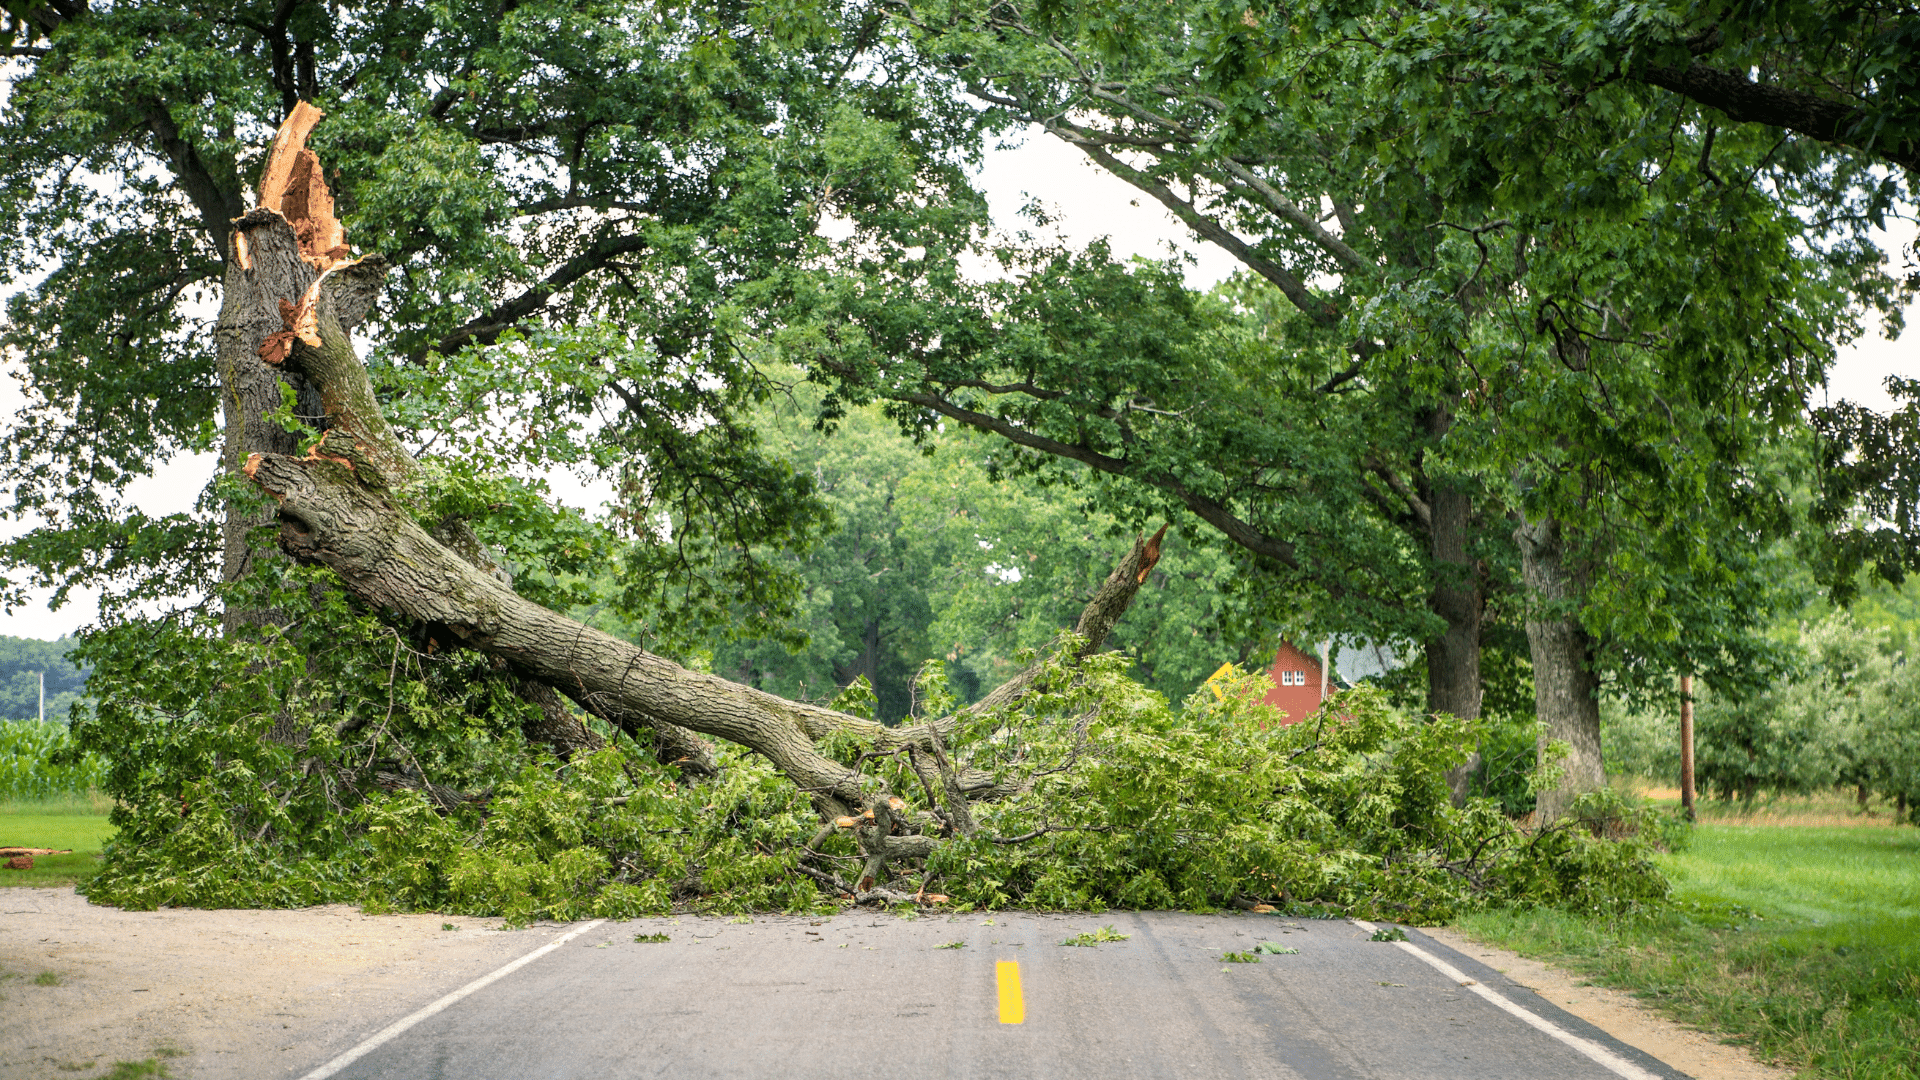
0,0,1113,893
799,0,1897,817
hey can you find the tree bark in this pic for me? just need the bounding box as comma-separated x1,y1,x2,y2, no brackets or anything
1418,401,1485,805
1513,512,1604,822
1426,483,1485,802
216,219,326,613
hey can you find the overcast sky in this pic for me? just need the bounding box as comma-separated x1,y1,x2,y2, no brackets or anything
2,128,1913,639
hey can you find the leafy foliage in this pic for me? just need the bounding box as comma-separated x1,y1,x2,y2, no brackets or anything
67,573,1672,920
795,0,1899,740
1813,378,1920,598
709,385,1252,716
908,656,1673,921
0,0,987,638
1689,615,1920,818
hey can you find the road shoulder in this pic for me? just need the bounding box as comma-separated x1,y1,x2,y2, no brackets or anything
0,886,550,1080
1425,925,1792,1080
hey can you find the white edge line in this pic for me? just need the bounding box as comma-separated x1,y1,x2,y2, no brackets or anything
297,919,607,1080
1350,919,1662,1080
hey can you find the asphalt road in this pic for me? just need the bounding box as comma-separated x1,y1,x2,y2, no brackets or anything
298,912,1689,1080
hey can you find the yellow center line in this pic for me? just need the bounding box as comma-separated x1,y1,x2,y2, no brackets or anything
996,960,1025,1024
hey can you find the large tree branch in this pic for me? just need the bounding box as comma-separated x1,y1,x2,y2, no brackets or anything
245,450,878,802
1641,62,1919,175
426,232,651,358
893,390,1304,569
1212,158,1371,277
144,105,247,260
238,108,1167,860
1048,129,1339,325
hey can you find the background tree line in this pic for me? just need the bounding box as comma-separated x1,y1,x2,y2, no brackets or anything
1605,579,1920,818
0,635,86,723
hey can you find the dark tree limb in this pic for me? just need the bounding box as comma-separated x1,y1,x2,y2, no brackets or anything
144,105,247,262
1641,62,1918,175
426,232,652,359
892,390,1305,570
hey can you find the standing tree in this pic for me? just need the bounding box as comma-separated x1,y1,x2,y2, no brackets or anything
794,0,1895,816
0,0,984,643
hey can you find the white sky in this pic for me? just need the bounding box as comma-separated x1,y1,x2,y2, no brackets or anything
2,128,1913,638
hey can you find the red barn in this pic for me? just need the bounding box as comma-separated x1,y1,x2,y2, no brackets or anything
1261,640,1329,724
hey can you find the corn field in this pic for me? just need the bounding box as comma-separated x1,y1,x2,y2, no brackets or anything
0,721,108,801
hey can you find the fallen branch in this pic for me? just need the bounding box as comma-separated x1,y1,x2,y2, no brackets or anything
234,103,1165,890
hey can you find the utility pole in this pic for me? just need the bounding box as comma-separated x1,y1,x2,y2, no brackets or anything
39,671,45,724
1679,674,1696,822
1319,639,1331,704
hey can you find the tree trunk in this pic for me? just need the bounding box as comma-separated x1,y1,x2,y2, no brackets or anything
215,107,332,619
1426,483,1485,803
218,104,610,759
1513,512,1604,823
832,618,883,693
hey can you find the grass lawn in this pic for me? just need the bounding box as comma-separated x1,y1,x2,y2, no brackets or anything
1457,823,1920,1080
0,794,115,888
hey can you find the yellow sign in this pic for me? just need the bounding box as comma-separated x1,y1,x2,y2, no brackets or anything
1204,662,1238,701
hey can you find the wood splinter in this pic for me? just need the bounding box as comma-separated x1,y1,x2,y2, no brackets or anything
256,101,351,270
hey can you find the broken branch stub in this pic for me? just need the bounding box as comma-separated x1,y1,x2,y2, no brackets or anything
224,103,614,762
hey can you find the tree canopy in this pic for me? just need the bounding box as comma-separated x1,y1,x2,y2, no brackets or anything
783,0,1908,812
0,0,1906,917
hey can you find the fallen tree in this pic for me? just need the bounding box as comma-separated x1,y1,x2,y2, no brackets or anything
190,104,1169,904
74,108,1680,921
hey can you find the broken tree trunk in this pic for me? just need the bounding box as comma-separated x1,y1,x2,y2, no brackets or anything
215,102,335,613
219,103,613,762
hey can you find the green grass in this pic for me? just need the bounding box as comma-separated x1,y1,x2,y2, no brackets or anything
99,1050,184,1079
0,789,114,816
1,796,116,888
1457,824,1920,1080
